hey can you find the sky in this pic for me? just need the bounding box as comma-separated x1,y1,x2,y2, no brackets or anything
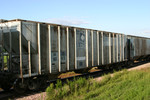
0,0,150,37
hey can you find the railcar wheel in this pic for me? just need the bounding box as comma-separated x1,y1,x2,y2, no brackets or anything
146,57,150,61
14,79,27,94
1,84,12,91
28,79,40,91
126,61,133,67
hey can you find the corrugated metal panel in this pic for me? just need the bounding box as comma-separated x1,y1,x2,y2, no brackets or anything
146,39,150,55
118,34,121,62
97,31,99,65
143,38,147,56
60,26,67,72
109,33,111,64
139,38,142,56
132,37,135,58
93,30,98,66
130,36,135,59
51,25,59,73
69,27,75,70
103,32,109,65
22,22,37,51
134,37,139,57
116,34,118,62
88,30,92,67
76,28,86,69
114,34,117,63
21,22,39,74
121,35,124,61
40,24,49,73
124,35,128,61
99,31,103,65
111,33,114,63
91,30,94,66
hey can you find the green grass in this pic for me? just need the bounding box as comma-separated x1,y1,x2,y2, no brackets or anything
46,68,150,100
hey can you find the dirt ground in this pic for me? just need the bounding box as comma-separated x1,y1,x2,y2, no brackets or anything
95,62,150,81
16,92,46,100
16,62,150,100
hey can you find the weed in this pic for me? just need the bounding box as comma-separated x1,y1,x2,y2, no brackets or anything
46,68,150,100
46,83,54,100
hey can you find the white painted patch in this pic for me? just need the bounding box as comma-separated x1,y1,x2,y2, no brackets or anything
77,57,85,60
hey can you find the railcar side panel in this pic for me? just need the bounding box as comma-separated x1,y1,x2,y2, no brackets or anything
51,25,59,73
103,32,109,65
69,27,75,70
99,31,103,65
76,28,86,69
124,35,128,61
121,35,123,61
146,39,150,55
2,19,150,80
114,34,117,63
142,38,147,56
129,36,135,59
60,26,67,72
118,34,121,62
21,22,38,74
93,30,98,66
111,33,114,63
88,30,92,67
139,38,142,56
40,24,49,73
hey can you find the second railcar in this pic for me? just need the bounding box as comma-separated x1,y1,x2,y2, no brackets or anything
127,35,150,61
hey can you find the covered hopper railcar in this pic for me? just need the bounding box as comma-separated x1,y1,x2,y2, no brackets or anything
0,19,150,92
127,35,150,61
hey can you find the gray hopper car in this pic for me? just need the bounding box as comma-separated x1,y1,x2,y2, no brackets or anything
0,19,150,92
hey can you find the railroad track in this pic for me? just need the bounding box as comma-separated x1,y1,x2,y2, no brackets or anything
0,61,149,100
0,90,14,100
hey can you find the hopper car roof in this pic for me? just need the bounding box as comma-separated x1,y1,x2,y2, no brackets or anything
0,19,124,35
